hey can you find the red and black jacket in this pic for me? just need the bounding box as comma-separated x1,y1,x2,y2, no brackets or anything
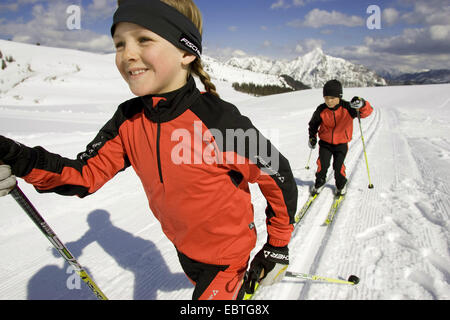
309,99,373,145
5,77,298,267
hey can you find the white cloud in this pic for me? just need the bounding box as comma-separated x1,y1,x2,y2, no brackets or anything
0,0,40,12
203,47,248,61
12,34,32,43
382,8,399,26
342,0,450,72
271,0,308,9
233,49,247,57
429,25,450,41
228,26,238,32
263,40,272,47
401,0,450,26
330,44,450,74
293,38,324,55
89,0,110,10
293,0,306,6
271,0,289,9
0,0,114,52
85,0,116,21
295,44,304,53
365,25,450,55
70,34,114,52
0,3,18,12
290,9,364,28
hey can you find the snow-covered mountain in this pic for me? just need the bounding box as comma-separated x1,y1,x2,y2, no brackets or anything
201,55,290,88
226,48,387,88
386,69,450,85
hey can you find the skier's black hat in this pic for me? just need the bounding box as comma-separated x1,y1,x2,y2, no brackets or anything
111,0,202,59
323,79,343,98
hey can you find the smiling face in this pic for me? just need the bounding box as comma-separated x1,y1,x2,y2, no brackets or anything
324,96,340,108
113,22,196,96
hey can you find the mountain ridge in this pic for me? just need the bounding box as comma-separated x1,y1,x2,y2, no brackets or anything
224,47,387,89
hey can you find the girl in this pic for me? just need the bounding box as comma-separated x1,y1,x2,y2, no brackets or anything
0,0,298,300
308,79,373,196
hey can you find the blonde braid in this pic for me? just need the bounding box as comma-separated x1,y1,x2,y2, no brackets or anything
191,60,219,98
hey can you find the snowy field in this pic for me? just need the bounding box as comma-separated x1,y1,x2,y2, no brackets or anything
0,41,449,300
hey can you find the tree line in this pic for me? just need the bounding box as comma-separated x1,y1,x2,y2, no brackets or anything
232,75,310,96
232,82,295,96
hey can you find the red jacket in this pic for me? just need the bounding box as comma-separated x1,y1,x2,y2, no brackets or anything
309,99,373,145
11,77,298,267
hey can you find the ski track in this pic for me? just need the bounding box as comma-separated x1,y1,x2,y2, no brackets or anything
253,104,382,300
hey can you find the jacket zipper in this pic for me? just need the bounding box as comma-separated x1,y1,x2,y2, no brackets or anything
156,120,163,183
331,109,336,144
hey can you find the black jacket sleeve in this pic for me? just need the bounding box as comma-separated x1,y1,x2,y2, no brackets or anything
308,104,324,139
0,106,131,197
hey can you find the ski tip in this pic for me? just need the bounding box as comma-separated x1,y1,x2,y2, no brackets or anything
348,275,360,285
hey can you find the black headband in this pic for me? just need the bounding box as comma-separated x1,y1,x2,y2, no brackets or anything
111,0,202,58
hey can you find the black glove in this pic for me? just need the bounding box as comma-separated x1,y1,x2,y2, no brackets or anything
244,243,289,294
350,96,366,109
0,135,35,177
308,137,317,149
0,135,14,160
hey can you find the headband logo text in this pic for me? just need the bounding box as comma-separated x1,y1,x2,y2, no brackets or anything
179,36,201,57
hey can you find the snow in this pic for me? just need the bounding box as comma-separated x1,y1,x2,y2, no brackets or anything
0,41,449,300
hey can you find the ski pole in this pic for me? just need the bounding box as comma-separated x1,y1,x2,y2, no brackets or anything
285,271,360,285
243,271,359,300
8,183,108,300
357,110,374,189
305,148,313,169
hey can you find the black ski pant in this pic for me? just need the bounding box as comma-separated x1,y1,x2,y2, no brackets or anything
315,140,348,190
177,250,247,300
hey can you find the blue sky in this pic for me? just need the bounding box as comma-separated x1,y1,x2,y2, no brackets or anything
199,0,402,57
0,0,449,73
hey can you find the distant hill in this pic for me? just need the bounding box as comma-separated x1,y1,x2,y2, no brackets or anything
385,69,450,85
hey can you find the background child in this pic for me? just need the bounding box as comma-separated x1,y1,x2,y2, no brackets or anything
308,79,373,196
0,0,298,300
